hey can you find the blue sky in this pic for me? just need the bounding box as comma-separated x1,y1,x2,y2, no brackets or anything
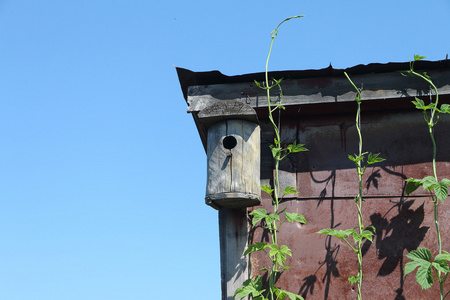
0,1,449,299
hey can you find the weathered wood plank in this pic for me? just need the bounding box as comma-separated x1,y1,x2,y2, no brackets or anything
219,208,249,300
187,69,450,113
198,100,258,128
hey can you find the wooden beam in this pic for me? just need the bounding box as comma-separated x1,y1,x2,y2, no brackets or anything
219,208,249,300
187,69,450,113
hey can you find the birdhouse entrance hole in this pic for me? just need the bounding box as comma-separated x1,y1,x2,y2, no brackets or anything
223,135,237,150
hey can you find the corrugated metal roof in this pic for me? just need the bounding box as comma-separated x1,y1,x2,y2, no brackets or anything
177,59,450,100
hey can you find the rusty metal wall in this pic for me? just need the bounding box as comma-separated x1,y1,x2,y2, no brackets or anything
250,105,450,299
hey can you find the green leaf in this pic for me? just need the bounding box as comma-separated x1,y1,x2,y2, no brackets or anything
352,232,363,243
348,154,356,162
414,54,427,61
283,186,298,195
265,213,280,225
367,153,385,165
405,178,421,195
250,209,267,227
440,104,450,114
260,184,274,195
412,97,437,111
269,244,280,259
254,80,264,89
404,247,434,290
360,229,375,242
412,97,426,110
316,228,335,235
416,264,433,290
270,145,281,158
287,141,308,153
366,225,376,232
441,178,450,186
285,212,306,224
405,260,422,276
406,247,432,262
274,287,304,300
435,252,450,263
434,252,450,273
405,176,439,193
317,228,356,240
348,275,359,285
350,229,369,244
268,243,278,253
422,72,431,81
244,242,269,256
272,77,283,86
421,176,438,191
348,154,364,163
278,207,287,215
276,253,287,267
268,244,289,268
233,276,265,299
280,244,292,257
432,261,450,274
434,181,449,203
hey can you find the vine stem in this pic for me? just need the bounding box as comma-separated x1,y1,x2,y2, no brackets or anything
265,21,278,300
262,15,303,300
265,16,302,300
430,124,443,300
356,100,364,300
234,15,305,300
430,129,442,252
345,72,365,300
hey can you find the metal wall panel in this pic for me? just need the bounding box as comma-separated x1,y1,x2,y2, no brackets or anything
251,108,450,299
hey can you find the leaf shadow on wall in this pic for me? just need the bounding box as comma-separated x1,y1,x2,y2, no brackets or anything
299,170,340,300
362,167,429,300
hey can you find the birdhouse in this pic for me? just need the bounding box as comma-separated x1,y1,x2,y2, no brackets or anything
198,100,261,209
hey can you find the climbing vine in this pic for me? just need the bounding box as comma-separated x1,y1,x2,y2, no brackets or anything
403,55,450,300
317,72,384,300
234,16,307,300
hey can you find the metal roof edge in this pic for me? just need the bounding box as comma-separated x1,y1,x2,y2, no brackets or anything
177,59,450,101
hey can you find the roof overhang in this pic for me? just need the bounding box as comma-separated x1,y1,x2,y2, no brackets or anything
177,60,450,150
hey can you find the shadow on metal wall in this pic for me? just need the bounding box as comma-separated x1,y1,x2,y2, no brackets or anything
364,168,429,300
298,170,339,299
297,166,429,300
253,111,448,299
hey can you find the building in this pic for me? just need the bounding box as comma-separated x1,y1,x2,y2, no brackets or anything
177,59,450,299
